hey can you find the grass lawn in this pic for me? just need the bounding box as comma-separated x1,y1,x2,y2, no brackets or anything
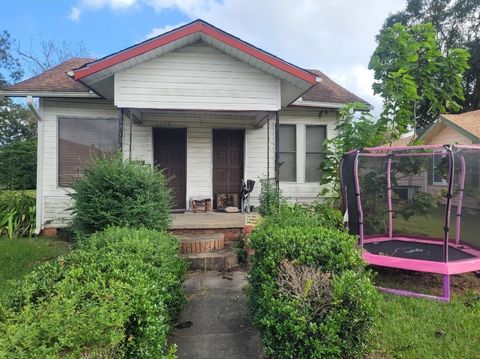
394,206,480,247
0,237,73,302
371,269,480,358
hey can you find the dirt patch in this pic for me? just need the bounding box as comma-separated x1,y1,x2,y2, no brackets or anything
372,267,480,296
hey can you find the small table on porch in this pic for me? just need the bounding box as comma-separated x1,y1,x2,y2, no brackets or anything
190,197,212,213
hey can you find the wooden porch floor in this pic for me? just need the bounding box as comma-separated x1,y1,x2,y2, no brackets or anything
171,212,246,229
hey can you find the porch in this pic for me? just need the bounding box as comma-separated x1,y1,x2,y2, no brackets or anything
171,212,246,230
122,109,278,211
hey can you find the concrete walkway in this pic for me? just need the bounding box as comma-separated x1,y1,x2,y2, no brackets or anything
170,270,264,359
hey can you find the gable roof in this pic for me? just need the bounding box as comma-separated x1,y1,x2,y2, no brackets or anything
72,20,316,87
1,57,366,107
419,110,480,143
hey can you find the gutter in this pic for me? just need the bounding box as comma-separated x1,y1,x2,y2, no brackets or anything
0,90,100,98
290,99,373,111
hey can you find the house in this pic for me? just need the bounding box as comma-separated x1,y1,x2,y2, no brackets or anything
391,110,480,146
387,110,480,207
0,20,367,233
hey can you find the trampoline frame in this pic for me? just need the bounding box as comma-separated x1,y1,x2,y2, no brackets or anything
342,144,480,301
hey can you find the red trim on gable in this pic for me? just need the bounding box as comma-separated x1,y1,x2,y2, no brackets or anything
73,21,316,85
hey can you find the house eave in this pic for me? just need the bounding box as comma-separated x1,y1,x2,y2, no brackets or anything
290,99,346,109
0,90,101,98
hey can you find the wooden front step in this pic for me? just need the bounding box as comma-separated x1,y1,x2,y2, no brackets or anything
177,233,225,254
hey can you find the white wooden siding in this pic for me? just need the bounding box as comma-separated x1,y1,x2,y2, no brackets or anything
114,42,281,111
39,100,337,229
39,98,118,228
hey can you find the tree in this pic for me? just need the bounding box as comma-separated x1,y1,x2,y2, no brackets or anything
0,31,36,146
320,103,384,206
369,22,469,136
16,36,88,75
384,0,480,112
0,139,36,189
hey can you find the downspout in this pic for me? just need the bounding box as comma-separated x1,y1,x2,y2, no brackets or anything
27,96,43,234
274,111,280,196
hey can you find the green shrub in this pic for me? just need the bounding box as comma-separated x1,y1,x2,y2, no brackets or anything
0,140,36,190
0,191,35,238
70,155,172,236
261,203,343,230
247,212,378,358
258,178,285,216
0,227,187,358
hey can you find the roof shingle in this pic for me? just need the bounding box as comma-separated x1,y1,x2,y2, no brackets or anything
299,69,369,106
4,58,95,93
2,59,368,107
440,110,480,138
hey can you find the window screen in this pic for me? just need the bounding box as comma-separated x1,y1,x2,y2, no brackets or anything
279,125,296,182
305,125,326,182
58,118,119,187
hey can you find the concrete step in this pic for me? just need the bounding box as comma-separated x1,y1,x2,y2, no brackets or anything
184,249,238,271
177,233,225,254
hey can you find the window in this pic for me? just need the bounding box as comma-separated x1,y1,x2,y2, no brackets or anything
305,125,326,182
58,118,120,187
432,151,448,186
279,125,296,182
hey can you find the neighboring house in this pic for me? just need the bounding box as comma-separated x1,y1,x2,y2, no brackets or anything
388,110,480,207
391,110,480,146
0,20,367,232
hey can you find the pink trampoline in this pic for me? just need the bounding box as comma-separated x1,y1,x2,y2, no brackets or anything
341,144,480,301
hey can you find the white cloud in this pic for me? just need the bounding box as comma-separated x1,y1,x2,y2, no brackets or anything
67,6,82,21
146,22,186,39
66,0,407,117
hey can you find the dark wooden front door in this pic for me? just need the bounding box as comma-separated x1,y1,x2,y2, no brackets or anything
213,129,244,209
153,128,186,210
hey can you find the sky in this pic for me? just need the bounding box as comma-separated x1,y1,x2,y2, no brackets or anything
0,0,408,115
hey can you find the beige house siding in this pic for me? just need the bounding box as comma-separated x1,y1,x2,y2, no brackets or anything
426,126,473,145
114,42,281,111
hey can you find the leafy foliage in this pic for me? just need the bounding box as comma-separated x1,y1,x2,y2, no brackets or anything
320,103,383,206
258,178,286,216
247,207,378,358
0,227,187,358
384,0,480,113
70,155,172,236
0,139,36,189
369,22,469,133
0,191,35,238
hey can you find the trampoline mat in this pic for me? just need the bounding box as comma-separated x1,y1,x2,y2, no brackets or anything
364,239,476,262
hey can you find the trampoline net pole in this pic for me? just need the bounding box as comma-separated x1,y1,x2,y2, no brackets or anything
387,154,393,239
443,275,451,301
354,151,364,246
443,146,455,263
456,154,466,245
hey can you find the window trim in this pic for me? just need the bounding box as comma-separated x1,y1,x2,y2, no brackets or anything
305,124,326,183
279,124,297,183
57,116,120,188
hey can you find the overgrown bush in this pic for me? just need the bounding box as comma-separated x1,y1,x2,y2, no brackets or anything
258,178,285,216
261,203,343,230
247,210,378,358
0,139,36,190
0,227,187,358
70,155,172,236
0,191,35,238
